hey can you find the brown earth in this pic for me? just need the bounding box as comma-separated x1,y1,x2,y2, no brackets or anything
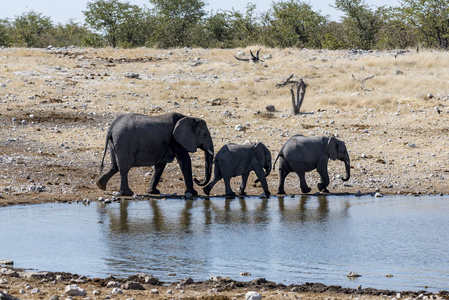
0,47,448,299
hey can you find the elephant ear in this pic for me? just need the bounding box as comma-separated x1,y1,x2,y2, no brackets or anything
253,143,267,165
326,137,339,160
173,117,197,152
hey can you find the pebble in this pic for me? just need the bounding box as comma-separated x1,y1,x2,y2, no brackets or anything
64,284,87,297
150,289,159,294
235,124,246,131
347,270,361,277
122,281,144,290
111,288,123,294
246,291,262,300
124,72,139,79
265,105,276,112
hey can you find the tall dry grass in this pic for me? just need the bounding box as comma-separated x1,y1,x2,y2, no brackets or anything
1,47,447,116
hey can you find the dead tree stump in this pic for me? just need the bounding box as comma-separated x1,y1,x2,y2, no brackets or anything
277,75,308,115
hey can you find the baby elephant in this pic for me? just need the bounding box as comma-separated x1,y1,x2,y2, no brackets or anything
203,143,272,198
275,135,350,194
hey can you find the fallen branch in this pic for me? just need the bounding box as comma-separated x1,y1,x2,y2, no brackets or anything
234,49,263,63
276,74,298,88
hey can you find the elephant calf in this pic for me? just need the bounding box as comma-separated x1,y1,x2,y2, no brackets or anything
275,135,350,194
203,143,272,198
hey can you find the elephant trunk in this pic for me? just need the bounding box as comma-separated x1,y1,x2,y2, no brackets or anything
194,149,214,186
342,158,350,181
264,162,272,178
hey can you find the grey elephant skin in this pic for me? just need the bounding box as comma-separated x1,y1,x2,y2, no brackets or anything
275,135,350,194
203,142,272,198
96,112,214,197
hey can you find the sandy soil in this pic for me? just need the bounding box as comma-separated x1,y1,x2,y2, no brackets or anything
0,47,448,299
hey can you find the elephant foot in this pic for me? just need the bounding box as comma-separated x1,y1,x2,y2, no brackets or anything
237,190,246,196
203,186,211,196
318,183,329,193
148,187,161,195
225,192,236,199
277,189,286,195
259,191,270,198
185,189,198,198
301,186,311,194
96,178,107,191
119,189,134,196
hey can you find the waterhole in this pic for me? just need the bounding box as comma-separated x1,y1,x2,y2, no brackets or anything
1,195,448,292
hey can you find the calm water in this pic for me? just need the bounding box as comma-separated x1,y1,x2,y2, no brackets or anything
1,195,448,292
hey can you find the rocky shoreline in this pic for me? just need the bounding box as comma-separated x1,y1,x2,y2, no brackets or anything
1,265,448,300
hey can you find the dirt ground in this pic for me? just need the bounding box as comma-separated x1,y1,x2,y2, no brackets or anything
0,47,448,299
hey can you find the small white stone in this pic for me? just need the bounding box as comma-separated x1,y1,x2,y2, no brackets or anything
111,288,123,295
64,284,87,297
246,291,262,300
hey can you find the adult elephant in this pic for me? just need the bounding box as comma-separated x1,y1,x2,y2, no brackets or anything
96,112,214,197
275,135,350,194
203,142,272,198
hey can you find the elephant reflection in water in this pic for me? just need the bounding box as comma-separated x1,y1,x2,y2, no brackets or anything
100,196,349,234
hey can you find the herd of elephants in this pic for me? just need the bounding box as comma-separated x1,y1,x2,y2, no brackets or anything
96,112,351,198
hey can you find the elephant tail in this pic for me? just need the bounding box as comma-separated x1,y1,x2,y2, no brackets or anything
273,152,282,170
99,131,112,174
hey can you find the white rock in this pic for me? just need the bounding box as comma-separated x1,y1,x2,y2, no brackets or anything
150,289,159,294
111,288,123,295
106,281,121,288
246,291,262,300
235,124,245,131
64,284,87,297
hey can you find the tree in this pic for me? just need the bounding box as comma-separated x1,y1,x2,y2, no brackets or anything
375,7,416,49
334,0,382,49
227,3,261,46
149,0,206,47
202,10,236,47
0,19,11,47
261,0,327,48
400,0,449,48
52,20,93,47
11,11,53,47
83,0,143,47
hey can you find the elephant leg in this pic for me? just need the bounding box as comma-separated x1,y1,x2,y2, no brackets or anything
203,165,222,196
317,163,330,193
119,168,134,196
96,166,118,191
223,176,235,198
297,172,311,194
96,147,118,191
223,176,236,198
175,148,198,197
253,165,271,197
238,173,249,196
277,158,289,195
148,163,166,194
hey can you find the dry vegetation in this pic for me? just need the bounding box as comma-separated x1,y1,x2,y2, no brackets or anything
1,47,449,206
1,47,449,299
